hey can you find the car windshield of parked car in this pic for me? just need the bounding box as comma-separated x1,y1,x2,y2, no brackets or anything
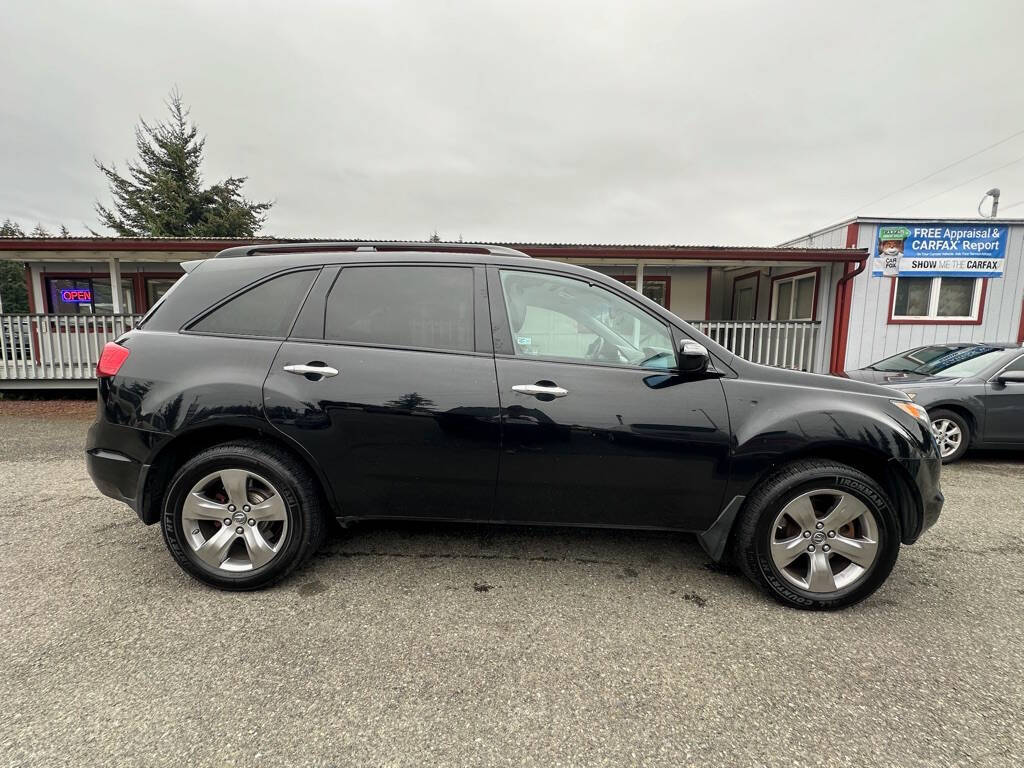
914,346,1006,378
868,345,967,372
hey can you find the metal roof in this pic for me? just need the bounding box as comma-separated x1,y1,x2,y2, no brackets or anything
781,215,1024,246
0,236,866,263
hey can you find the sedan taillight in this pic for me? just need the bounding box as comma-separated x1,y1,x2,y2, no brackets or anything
97,342,131,378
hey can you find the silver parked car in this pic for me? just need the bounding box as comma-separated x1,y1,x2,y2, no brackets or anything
844,343,1024,462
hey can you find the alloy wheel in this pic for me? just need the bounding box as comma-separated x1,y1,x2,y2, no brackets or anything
180,469,289,573
769,490,880,593
931,418,962,459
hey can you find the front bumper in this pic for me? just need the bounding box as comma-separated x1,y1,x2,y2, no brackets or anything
896,454,943,543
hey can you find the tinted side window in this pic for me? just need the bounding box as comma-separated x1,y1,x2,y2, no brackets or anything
325,266,475,352
191,270,317,337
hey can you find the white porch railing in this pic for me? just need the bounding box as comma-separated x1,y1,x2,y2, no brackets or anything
1,314,822,383
692,320,821,371
0,314,144,382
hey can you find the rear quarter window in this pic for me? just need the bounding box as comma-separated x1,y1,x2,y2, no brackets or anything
190,269,317,338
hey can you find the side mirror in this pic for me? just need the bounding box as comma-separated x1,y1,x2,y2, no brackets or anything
678,339,710,374
996,370,1024,385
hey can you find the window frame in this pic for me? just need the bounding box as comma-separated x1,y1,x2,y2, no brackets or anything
303,263,488,357
888,276,986,325
489,265,679,372
43,274,136,315
769,268,819,322
610,274,671,309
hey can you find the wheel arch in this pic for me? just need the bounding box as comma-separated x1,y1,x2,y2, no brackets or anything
925,402,977,443
709,444,924,560
139,423,336,525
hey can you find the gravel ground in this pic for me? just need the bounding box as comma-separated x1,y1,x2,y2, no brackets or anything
1,406,1022,767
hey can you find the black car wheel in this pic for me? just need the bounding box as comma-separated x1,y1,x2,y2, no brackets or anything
929,409,970,464
734,460,900,610
161,441,326,590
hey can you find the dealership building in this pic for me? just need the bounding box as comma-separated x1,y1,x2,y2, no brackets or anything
1,218,1022,386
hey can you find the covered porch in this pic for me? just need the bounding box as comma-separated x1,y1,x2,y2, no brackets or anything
0,238,866,386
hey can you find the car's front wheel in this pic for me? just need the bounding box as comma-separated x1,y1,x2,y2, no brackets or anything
929,409,970,463
734,460,900,610
161,441,326,590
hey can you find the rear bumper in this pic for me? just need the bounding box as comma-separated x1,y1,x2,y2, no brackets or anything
86,417,162,523
86,448,148,513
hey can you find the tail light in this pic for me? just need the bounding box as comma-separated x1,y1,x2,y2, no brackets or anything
97,342,131,378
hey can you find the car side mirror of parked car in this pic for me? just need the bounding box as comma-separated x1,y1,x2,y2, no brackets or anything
678,339,710,374
995,370,1024,385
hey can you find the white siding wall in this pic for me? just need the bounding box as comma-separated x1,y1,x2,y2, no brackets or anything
668,267,707,320
787,219,1024,371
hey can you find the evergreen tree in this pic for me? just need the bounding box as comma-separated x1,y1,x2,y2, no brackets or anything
31,224,50,237
59,224,71,237
0,219,29,312
94,90,272,237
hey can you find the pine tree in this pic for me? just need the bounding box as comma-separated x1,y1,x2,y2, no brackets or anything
94,90,272,237
0,219,29,312
31,224,50,237
59,225,71,237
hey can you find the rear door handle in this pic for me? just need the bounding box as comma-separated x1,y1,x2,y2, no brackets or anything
511,384,569,398
283,363,339,378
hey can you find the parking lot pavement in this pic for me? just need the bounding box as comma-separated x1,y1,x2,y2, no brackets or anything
1,402,1022,768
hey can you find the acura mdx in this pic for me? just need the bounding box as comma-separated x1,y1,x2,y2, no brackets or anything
87,242,943,609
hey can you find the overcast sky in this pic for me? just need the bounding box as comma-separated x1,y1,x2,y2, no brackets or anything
3,0,1024,245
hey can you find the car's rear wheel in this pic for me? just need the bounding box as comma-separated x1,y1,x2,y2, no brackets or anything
161,441,326,590
929,409,969,463
733,460,900,610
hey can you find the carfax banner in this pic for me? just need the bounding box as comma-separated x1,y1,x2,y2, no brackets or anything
871,223,1008,278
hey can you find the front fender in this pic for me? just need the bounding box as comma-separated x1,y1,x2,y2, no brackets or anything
717,378,938,541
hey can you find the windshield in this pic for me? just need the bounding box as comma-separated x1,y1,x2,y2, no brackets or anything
914,346,1007,377
869,345,968,372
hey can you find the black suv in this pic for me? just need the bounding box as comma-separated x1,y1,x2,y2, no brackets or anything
87,242,943,609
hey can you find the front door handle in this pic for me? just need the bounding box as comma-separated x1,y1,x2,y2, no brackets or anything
511,384,569,398
283,363,339,378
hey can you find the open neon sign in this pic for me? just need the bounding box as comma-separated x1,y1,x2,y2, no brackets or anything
60,289,92,303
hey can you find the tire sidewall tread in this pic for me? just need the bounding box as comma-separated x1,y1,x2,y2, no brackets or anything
161,441,325,590
733,460,900,611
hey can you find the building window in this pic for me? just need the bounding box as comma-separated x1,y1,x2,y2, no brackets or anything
891,277,982,321
614,275,670,308
771,272,817,321
45,277,135,315
146,278,179,308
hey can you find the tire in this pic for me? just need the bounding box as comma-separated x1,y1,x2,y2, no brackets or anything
733,460,900,610
929,409,970,464
161,441,326,590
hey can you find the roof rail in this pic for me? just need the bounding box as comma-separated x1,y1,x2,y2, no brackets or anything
214,241,531,259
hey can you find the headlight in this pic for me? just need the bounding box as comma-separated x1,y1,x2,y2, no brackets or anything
891,399,929,424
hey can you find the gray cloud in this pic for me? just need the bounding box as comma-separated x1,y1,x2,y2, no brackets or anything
3,0,1023,244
